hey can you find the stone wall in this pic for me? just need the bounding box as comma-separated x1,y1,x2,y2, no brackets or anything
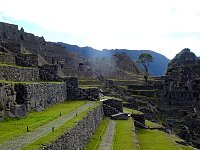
15,82,67,112
0,41,21,54
40,64,61,81
0,83,16,113
16,54,48,67
0,65,39,82
103,99,123,116
43,105,104,150
0,52,15,65
64,77,79,99
79,88,100,101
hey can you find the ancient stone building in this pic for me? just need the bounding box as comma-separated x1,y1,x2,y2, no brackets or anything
0,22,95,79
159,48,200,148
0,22,100,120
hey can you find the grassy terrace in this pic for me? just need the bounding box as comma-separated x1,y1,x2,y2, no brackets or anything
79,80,102,85
124,107,143,115
113,119,134,150
22,102,100,150
0,100,86,144
79,85,102,89
137,129,179,150
145,120,163,128
85,118,109,150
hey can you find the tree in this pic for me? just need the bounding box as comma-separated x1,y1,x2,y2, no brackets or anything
137,53,154,73
137,53,153,84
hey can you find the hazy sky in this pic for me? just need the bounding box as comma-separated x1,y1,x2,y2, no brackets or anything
0,0,200,59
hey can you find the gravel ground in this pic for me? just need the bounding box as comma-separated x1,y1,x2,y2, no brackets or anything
99,119,116,150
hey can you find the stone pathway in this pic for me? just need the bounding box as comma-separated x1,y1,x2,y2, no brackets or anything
132,119,140,150
0,101,95,150
99,119,116,150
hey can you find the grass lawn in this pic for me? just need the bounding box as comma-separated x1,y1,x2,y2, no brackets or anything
0,100,86,144
85,118,109,150
137,129,179,150
123,107,143,115
22,102,100,150
113,118,134,150
145,120,163,128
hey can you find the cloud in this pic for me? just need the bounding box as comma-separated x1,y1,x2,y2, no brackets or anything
0,0,200,59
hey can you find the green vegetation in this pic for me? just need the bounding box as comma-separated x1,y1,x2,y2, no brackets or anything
179,145,194,150
137,53,154,73
22,102,100,150
137,129,179,150
113,118,134,150
85,118,109,150
79,85,102,89
0,100,85,144
145,120,163,128
123,107,143,115
79,80,102,85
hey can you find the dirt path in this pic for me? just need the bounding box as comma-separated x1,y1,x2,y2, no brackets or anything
99,119,116,150
0,101,95,150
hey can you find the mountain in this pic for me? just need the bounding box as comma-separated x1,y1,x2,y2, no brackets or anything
58,43,170,76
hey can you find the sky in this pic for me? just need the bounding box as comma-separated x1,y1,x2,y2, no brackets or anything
0,0,200,59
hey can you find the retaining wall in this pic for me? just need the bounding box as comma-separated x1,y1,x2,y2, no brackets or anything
0,65,39,82
15,82,67,112
43,105,104,150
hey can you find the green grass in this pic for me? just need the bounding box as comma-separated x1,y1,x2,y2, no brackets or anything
22,102,100,150
123,107,143,115
79,80,102,85
145,120,163,128
137,129,179,150
80,85,102,89
179,145,194,150
113,118,134,150
85,118,109,150
0,100,86,144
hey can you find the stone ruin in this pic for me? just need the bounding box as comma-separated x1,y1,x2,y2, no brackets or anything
0,22,96,79
158,48,200,148
103,99,128,120
0,22,100,120
104,48,200,148
127,48,200,148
